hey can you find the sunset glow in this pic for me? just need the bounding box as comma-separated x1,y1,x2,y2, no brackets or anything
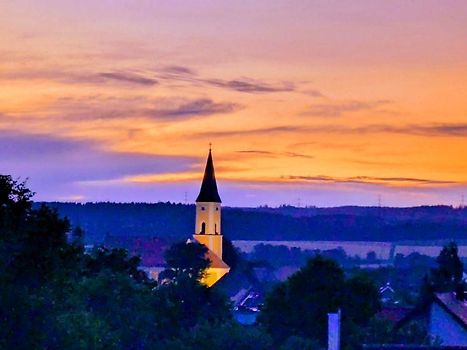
1,0,466,206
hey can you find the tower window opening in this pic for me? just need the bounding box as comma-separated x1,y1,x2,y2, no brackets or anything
201,207,205,211
200,222,206,234
216,207,219,211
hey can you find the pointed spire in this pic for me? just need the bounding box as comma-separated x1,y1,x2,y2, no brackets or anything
196,149,222,203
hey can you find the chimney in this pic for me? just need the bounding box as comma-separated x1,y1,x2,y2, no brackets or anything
328,310,341,350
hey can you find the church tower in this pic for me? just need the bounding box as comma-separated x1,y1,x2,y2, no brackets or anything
193,149,230,286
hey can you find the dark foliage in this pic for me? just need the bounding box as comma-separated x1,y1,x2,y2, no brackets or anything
419,242,465,302
0,175,234,349
258,255,380,349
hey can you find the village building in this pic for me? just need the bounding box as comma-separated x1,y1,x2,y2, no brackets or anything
426,292,467,346
395,291,467,347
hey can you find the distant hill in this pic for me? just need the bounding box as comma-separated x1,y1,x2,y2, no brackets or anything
37,202,467,244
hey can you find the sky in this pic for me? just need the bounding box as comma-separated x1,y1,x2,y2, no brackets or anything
1,0,466,207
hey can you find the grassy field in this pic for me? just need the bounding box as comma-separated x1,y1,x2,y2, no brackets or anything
232,240,467,260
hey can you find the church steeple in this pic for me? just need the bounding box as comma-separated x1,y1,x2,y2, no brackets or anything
196,149,221,203
192,148,229,286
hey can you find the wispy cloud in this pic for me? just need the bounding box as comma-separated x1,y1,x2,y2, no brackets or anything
236,150,313,159
352,123,467,137
194,126,301,138
97,71,158,86
0,129,196,184
236,150,276,155
144,98,241,119
196,122,467,139
2,68,159,87
155,65,296,93
286,175,459,187
302,100,392,117
161,65,197,76
202,78,295,93
46,95,241,121
3,63,296,94
284,152,314,159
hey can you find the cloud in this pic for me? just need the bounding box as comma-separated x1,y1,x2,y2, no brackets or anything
202,78,295,93
302,100,392,117
97,71,158,86
286,175,458,187
303,89,325,98
45,95,240,122
236,150,276,155
194,126,301,138
346,123,467,137
154,65,296,93
408,124,467,137
284,152,314,159
236,150,313,159
3,63,295,94
204,122,467,139
0,130,196,185
161,65,197,76
2,67,158,87
144,98,241,119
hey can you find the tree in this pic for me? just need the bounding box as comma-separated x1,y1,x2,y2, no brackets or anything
162,321,273,350
279,336,319,350
160,240,210,283
431,242,463,292
222,236,240,269
419,242,464,301
365,316,432,345
156,240,231,333
258,255,380,349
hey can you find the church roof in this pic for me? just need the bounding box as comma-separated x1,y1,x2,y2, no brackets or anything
196,150,222,203
206,249,230,269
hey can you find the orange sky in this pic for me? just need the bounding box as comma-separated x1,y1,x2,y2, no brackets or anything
1,0,466,206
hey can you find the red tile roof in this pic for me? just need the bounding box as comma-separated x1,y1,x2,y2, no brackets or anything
377,307,413,323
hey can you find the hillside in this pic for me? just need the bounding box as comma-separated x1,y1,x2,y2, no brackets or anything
39,202,467,244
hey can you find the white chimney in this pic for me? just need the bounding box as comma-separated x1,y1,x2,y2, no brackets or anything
328,310,341,350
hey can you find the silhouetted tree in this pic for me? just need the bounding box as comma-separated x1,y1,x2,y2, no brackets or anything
160,240,210,282
258,255,380,349
222,236,240,269
431,242,463,291
419,242,464,301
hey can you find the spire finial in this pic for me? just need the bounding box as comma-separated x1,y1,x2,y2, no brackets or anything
209,142,212,152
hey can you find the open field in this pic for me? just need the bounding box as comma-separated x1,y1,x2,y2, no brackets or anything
232,240,467,260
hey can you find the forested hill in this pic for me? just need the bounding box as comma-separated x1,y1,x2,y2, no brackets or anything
38,202,467,244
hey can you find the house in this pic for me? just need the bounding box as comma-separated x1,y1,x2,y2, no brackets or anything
103,234,172,280
380,282,396,304
396,292,467,347
428,292,467,346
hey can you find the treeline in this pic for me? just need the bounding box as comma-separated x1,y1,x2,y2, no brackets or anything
41,202,467,243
